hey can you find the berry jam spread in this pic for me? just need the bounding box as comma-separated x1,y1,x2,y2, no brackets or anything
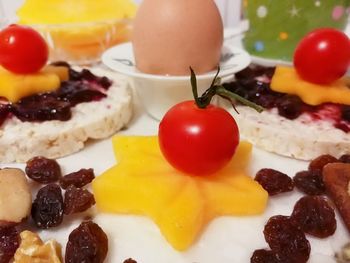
0,62,112,126
223,65,350,133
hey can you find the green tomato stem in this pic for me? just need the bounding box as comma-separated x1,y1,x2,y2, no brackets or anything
189,66,264,113
216,86,264,113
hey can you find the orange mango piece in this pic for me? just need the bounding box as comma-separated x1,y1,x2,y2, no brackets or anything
0,65,68,102
92,136,268,251
270,66,350,106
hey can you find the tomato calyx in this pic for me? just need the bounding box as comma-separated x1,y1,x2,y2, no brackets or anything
190,67,264,112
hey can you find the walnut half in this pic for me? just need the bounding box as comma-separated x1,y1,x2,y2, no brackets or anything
14,230,62,263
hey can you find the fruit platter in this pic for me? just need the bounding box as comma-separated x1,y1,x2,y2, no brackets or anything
0,0,350,263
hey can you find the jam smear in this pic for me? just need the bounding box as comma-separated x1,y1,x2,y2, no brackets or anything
2,62,112,125
225,65,350,133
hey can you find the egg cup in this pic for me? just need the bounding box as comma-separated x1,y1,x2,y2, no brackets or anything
102,42,251,120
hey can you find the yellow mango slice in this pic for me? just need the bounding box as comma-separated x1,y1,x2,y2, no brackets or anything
92,136,268,251
0,65,68,102
270,66,350,106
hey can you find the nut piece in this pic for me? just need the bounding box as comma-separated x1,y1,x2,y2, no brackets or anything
0,168,31,223
14,230,62,263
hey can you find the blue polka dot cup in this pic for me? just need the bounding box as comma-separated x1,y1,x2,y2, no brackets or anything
242,0,350,62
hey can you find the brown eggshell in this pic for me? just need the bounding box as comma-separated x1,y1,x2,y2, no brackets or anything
132,0,223,76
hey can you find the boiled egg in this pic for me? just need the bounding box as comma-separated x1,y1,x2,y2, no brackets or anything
132,0,223,76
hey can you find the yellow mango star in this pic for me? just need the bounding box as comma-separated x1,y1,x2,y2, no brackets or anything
92,136,268,251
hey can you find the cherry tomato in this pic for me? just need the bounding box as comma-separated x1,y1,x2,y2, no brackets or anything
0,24,48,74
294,28,350,85
158,100,239,176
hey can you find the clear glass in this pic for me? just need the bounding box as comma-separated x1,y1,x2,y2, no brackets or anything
30,19,133,66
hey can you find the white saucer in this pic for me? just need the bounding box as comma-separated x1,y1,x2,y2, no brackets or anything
102,42,251,120
250,55,293,67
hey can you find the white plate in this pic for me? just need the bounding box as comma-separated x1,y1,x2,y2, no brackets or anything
5,83,345,263
14,100,345,263
102,42,251,120
250,55,293,67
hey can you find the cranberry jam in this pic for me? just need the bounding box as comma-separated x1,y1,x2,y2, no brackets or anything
0,62,112,126
223,65,350,133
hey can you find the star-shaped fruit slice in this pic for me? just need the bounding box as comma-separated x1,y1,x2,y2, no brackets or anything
92,136,268,251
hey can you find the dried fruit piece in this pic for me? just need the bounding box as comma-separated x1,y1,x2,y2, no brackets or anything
65,221,108,263
293,170,326,195
25,156,62,184
14,230,62,263
0,225,20,263
339,154,350,164
64,185,95,215
323,163,350,233
31,184,64,229
0,168,32,223
308,154,338,173
123,259,137,263
291,196,336,238
264,215,310,263
255,169,294,196
59,169,95,189
251,249,279,263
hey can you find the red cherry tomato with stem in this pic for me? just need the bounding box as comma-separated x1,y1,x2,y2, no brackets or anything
158,68,263,176
0,24,48,74
159,100,239,175
294,28,350,84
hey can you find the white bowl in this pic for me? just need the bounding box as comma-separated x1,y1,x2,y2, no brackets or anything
102,42,251,120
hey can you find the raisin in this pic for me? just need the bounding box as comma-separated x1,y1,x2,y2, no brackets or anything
255,169,294,196
291,196,336,238
264,215,310,263
59,168,95,189
293,170,326,195
65,221,108,263
31,184,64,229
339,154,350,164
124,259,137,263
251,249,279,263
0,225,20,263
277,95,303,120
64,185,96,215
308,154,338,173
25,156,62,184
